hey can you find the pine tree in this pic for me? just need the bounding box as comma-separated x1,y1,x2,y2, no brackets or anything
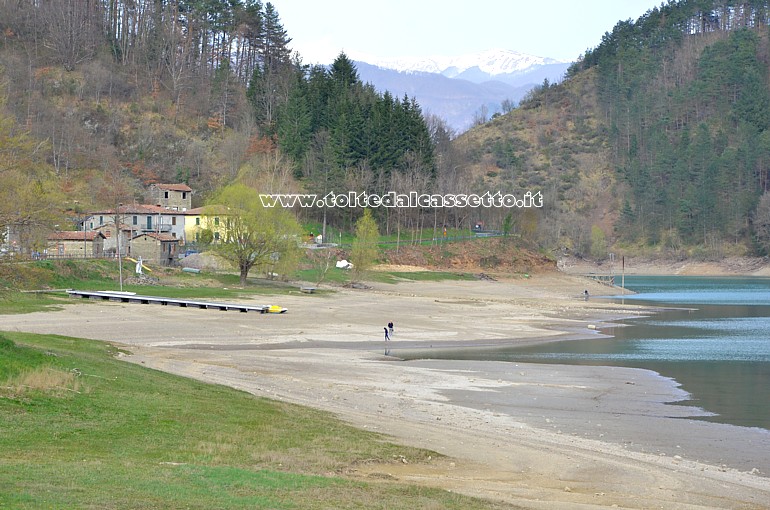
261,2,292,72
329,52,359,91
277,74,312,173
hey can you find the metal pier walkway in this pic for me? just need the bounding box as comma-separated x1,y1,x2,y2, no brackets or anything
66,290,283,313
580,274,616,286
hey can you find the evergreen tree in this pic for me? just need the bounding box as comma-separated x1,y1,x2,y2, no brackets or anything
247,65,269,126
275,53,436,215
329,52,359,90
261,2,292,72
277,73,312,172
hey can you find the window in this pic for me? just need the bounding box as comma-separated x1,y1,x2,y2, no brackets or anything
132,216,138,225
214,217,220,226
214,232,220,241
182,192,187,199
172,216,177,226
164,191,169,199
195,217,200,226
146,216,152,230
99,216,103,225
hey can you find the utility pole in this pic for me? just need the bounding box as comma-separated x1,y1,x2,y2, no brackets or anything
116,204,123,291
622,255,625,297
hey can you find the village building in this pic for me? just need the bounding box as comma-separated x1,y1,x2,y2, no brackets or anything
53,184,197,260
85,204,187,245
94,222,134,256
183,205,228,244
130,233,179,266
46,231,106,258
147,183,193,211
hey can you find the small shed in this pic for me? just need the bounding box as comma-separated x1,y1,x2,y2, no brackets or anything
47,231,106,258
130,233,179,266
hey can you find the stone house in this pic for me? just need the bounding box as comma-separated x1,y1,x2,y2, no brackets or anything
46,231,106,258
148,183,193,211
94,222,133,256
130,233,179,266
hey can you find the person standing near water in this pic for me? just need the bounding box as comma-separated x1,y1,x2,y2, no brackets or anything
383,326,390,355
388,321,394,337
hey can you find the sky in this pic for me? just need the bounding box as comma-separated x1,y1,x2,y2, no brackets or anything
276,0,665,64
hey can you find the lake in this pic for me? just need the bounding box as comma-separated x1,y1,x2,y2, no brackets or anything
409,275,770,431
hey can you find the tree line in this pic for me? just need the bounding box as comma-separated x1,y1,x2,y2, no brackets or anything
265,53,436,232
1,0,286,81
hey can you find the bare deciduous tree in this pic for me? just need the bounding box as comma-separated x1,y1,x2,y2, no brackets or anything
40,0,100,71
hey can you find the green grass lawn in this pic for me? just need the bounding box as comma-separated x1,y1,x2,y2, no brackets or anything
0,332,508,509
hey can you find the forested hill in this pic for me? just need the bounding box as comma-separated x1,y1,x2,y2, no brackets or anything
459,0,770,259
0,0,442,251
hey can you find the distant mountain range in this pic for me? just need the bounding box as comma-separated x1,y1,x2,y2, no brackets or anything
353,49,572,134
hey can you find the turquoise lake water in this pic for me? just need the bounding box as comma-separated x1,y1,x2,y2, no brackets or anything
410,276,770,430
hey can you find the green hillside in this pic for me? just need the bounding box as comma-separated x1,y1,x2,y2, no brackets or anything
459,1,770,259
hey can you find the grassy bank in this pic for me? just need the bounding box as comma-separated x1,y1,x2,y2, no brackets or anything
0,332,507,509
0,259,305,314
1,259,478,315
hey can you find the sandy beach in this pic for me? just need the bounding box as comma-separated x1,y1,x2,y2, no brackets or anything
3,271,770,509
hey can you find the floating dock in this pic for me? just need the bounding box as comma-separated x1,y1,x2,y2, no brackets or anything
66,290,285,313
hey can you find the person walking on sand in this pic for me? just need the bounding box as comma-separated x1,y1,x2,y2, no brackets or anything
388,321,394,337
384,326,390,355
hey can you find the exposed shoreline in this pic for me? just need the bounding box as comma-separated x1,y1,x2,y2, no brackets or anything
559,254,770,277
2,271,769,508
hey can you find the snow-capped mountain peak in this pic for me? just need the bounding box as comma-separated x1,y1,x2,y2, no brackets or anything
352,48,572,133
371,48,565,77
